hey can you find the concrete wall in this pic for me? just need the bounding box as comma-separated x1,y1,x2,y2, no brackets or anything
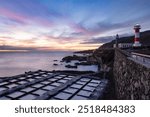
113,49,150,99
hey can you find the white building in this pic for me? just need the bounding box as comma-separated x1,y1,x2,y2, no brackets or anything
113,43,133,49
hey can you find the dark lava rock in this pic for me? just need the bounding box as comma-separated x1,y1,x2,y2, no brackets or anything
62,55,87,63
53,60,58,61
65,65,78,68
75,62,98,66
93,49,114,66
53,64,58,66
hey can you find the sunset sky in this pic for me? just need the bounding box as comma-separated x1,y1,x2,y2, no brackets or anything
0,0,150,51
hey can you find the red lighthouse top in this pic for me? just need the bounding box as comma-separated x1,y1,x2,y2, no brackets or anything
134,24,141,29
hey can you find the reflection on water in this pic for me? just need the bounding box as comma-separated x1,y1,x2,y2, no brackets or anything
0,52,98,77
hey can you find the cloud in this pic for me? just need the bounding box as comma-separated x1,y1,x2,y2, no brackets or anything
81,36,114,44
0,36,13,40
0,0,63,27
77,13,150,38
81,32,134,45
80,20,128,35
0,8,28,25
0,0,150,51
0,45,37,51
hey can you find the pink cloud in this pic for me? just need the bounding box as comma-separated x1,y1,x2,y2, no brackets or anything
0,8,54,27
0,36,13,40
33,17,54,27
0,8,28,24
67,20,97,37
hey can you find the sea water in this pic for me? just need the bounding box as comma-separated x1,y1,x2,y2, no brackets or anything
0,51,98,77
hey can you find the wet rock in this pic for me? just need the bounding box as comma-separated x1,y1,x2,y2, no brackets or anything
53,64,58,66
75,62,97,66
62,55,86,63
65,65,77,68
53,60,58,61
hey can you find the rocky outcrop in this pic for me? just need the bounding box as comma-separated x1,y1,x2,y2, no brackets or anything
65,65,78,68
75,61,97,66
92,48,115,73
62,55,87,63
53,64,58,66
93,49,114,65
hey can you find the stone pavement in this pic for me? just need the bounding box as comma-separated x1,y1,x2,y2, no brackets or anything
0,70,109,100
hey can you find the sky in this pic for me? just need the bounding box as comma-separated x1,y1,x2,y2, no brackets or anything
0,0,150,51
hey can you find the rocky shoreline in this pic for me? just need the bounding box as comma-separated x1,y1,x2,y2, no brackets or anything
62,55,87,63
52,51,99,70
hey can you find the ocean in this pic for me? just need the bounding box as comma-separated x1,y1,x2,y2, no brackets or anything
0,51,98,77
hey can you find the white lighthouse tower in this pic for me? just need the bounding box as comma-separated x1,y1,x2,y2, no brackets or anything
133,24,141,47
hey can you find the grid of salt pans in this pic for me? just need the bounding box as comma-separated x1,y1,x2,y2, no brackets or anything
0,71,108,100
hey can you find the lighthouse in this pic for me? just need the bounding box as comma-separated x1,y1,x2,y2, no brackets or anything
133,24,141,47
115,34,119,48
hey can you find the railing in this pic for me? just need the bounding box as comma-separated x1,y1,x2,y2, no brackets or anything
131,52,150,64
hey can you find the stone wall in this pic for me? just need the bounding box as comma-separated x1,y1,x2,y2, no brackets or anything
113,49,150,99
